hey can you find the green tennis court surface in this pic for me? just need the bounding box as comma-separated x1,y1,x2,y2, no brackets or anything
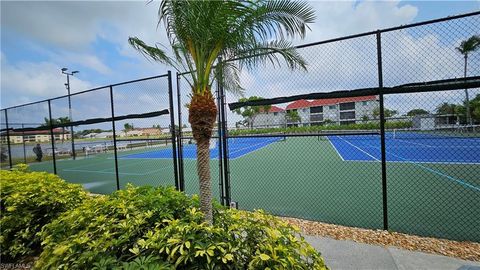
27,137,480,242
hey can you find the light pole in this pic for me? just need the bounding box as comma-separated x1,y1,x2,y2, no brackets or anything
61,68,79,160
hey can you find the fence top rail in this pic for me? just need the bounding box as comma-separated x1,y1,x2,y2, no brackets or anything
1,73,169,111
228,76,480,110
296,11,480,49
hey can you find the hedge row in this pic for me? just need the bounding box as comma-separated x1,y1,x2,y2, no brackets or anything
0,166,327,269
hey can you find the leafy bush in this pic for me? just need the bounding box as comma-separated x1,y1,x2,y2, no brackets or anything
37,185,327,269
0,165,87,260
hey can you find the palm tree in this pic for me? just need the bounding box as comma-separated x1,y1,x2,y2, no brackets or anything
456,35,480,125
57,117,71,143
129,0,315,223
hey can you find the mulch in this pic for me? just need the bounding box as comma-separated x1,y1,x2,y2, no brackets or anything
281,217,480,262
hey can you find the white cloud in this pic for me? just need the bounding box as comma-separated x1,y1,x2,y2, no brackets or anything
1,1,161,51
1,54,93,108
299,0,418,44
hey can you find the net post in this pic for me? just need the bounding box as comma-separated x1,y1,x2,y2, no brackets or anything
377,31,389,231
48,100,57,174
176,72,185,192
167,71,180,191
4,109,13,168
109,86,120,191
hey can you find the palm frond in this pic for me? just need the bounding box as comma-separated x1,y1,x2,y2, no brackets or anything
232,40,307,71
214,62,245,97
128,37,176,67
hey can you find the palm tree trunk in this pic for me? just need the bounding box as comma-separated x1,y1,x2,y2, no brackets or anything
189,90,217,224
464,55,472,125
196,138,213,222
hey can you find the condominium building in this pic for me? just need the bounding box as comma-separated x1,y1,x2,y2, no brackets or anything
252,96,379,128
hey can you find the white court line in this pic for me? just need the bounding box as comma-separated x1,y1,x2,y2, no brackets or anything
63,166,172,176
359,141,480,192
343,159,480,165
326,137,345,161
395,139,434,148
226,138,282,159
336,136,379,161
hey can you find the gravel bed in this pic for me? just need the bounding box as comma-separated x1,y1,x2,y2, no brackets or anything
281,217,480,262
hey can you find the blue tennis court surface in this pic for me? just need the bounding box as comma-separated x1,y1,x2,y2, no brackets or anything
120,137,283,160
328,133,480,164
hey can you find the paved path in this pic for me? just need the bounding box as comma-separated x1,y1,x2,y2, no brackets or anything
305,235,480,270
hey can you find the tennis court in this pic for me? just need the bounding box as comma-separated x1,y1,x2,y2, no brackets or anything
27,132,480,242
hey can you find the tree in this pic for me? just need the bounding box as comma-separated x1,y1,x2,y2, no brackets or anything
456,35,480,125
123,123,134,132
468,93,480,123
234,96,271,129
57,117,71,143
373,108,397,119
436,102,460,115
129,0,315,223
286,110,301,125
406,109,429,117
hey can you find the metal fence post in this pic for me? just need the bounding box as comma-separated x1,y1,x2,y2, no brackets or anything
376,31,389,231
22,123,27,163
4,109,13,168
47,100,57,174
176,73,185,191
216,69,225,206
167,71,180,190
217,59,231,206
109,86,120,191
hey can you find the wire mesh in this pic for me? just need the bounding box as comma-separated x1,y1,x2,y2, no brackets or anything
112,76,175,189
4,102,55,174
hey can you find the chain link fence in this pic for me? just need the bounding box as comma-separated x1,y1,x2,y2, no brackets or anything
1,73,177,194
1,12,479,242
221,12,480,242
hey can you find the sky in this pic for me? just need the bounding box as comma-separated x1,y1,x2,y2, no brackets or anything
1,0,480,129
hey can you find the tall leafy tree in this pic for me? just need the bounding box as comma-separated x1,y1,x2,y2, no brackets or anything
57,117,71,143
286,110,301,124
234,96,271,129
129,0,315,223
406,109,429,117
373,108,397,119
456,35,480,125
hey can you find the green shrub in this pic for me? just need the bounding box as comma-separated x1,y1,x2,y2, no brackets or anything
37,185,327,269
229,120,413,136
0,165,87,260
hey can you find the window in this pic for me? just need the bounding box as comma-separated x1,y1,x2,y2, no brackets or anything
329,105,336,110
310,114,324,122
340,111,355,120
362,101,368,106
293,109,298,112
340,102,355,111
310,106,323,114
273,112,278,116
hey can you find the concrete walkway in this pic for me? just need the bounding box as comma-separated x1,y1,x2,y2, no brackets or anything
305,235,480,270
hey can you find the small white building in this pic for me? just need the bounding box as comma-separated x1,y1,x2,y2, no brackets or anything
83,133,99,139
94,132,114,138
